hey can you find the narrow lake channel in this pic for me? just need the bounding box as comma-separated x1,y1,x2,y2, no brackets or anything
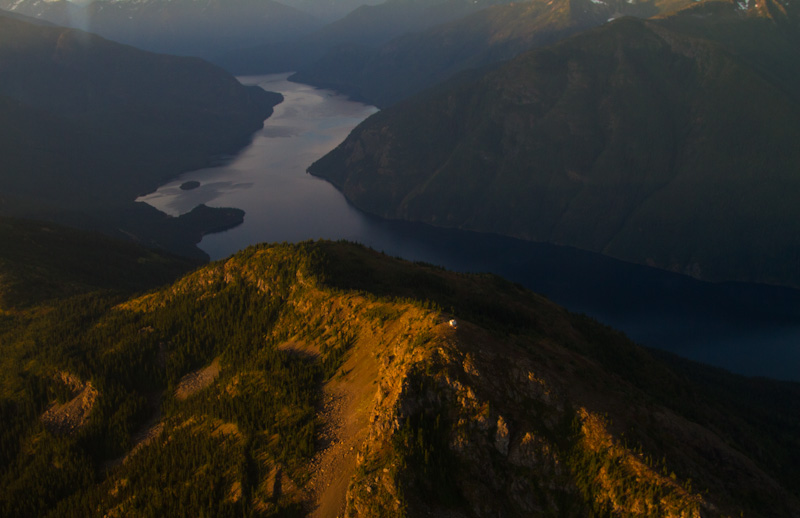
139,74,800,382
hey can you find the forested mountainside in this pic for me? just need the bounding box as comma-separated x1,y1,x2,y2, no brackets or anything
0,11,281,259
1,225,798,517
309,0,800,287
291,0,696,107
0,0,320,58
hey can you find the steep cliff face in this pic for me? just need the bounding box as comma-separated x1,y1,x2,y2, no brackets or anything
1,239,799,516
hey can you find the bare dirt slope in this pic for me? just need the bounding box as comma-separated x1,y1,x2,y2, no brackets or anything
174,357,221,400
302,301,435,518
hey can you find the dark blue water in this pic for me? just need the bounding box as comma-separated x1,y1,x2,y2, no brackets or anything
140,74,800,382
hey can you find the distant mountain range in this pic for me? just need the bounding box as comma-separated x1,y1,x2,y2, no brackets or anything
215,0,522,74
0,11,281,258
0,228,798,516
309,0,800,287
0,0,321,57
292,0,697,107
278,0,385,22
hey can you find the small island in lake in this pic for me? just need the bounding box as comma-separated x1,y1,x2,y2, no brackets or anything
180,181,201,191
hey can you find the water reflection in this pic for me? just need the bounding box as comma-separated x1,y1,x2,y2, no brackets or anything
139,74,800,382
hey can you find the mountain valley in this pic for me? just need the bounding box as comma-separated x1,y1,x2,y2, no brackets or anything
1,0,800,516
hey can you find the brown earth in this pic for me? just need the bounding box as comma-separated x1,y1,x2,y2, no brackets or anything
40,373,98,435
174,357,221,400
287,297,434,518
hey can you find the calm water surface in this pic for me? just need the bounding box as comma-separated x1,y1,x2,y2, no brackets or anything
140,74,800,382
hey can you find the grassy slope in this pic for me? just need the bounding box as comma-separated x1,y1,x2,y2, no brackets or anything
0,239,798,516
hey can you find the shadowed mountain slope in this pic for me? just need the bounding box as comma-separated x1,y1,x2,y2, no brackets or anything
0,239,798,516
309,1,800,287
0,11,281,258
0,218,198,309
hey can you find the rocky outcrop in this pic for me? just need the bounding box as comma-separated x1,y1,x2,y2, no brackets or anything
174,358,221,400
41,373,99,435
337,315,712,517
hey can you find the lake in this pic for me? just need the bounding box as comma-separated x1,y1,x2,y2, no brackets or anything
139,74,800,382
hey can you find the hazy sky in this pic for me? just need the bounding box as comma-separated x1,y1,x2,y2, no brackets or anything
56,0,387,21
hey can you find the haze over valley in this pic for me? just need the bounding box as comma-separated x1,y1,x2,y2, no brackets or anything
1,0,799,516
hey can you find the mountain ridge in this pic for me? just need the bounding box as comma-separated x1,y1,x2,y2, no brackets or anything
0,233,798,516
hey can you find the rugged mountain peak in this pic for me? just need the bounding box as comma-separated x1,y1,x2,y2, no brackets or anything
2,239,799,515
108,241,800,516
344,312,714,516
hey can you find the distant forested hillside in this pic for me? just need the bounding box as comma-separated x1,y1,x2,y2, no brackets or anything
310,0,800,287
0,11,281,258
